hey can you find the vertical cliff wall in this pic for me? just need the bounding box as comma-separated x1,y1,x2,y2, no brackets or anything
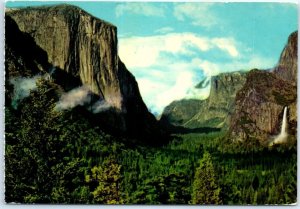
7,5,122,108
6,5,162,142
229,31,297,143
273,31,297,84
195,72,247,128
160,72,247,129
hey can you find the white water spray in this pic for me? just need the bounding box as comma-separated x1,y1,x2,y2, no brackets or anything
280,107,288,136
272,106,288,145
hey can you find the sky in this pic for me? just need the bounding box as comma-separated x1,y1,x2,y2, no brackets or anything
6,1,298,115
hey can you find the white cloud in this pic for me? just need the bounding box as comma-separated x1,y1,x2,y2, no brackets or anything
10,75,42,109
92,100,112,114
116,3,165,17
191,55,275,78
55,85,117,113
192,59,220,77
119,33,276,114
173,3,217,28
155,27,174,34
212,38,239,57
55,85,91,110
155,71,198,111
119,33,239,69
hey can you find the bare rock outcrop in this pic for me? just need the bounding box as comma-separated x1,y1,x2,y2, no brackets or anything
6,5,164,143
229,70,296,142
273,31,297,84
7,5,122,108
229,31,297,143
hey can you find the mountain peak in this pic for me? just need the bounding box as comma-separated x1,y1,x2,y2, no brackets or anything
6,4,116,29
273,30,297,83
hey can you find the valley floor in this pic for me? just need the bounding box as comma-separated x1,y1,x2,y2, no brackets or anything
5,92,297,204
119,132,297,204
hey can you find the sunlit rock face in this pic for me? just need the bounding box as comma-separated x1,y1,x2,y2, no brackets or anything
6,5,164,143
273,31,297,84
229,31,297,143
7,5,122,108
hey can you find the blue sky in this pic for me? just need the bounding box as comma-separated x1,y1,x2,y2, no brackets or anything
6,1,298,115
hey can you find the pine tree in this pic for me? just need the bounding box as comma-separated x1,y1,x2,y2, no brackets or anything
5,79,63,203
5,79,88,203
86,156,123,204
191,152,222,205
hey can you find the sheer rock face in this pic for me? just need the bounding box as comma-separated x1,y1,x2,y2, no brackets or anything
160,72,247,129
197,72,247,129
229,70,297,142
6,5,162,142
7,5,122,108
273,31,297,84
229,31,297,143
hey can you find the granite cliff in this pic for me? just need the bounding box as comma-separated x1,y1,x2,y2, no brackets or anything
7,5,122,108
273,31,297,84
160,72,247,130
6,5,163,143
229,31,297,143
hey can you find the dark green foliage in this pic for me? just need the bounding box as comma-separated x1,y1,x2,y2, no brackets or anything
5,78,124,203
86,156,123,204
128,173,190,204
6,79,64,203
5,78,297,205
192,152,221,204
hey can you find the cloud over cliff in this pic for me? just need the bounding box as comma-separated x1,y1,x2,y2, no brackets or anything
119,33,275,114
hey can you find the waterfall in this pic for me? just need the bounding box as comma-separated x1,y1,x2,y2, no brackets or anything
280,106,288,136
272,106,288,145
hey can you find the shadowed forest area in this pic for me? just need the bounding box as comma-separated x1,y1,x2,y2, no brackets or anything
5,81,297,204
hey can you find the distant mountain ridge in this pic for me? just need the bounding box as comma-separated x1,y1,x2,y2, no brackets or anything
161,31,297,143
160,71,247,130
